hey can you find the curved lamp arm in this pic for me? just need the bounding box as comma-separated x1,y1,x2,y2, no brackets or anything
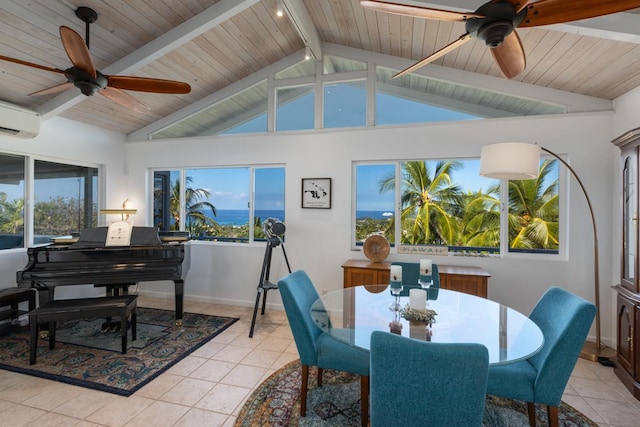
540,147,601,355
480,142,602,358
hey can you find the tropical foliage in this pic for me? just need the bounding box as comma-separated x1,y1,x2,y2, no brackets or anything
157,177,269,242
1,192,97,239
165,176,219,236
360,160,559,253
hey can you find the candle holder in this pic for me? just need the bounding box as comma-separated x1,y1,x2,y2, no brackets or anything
389,309,402,335
389,280,403,311
418,275,433,303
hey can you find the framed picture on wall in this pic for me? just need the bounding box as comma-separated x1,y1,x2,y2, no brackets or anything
302,178,331,209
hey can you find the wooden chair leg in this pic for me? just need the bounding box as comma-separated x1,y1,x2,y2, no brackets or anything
317,367,323,387
547,405,559,427
301,364,309,417
360,375,369,427
527,402,536,426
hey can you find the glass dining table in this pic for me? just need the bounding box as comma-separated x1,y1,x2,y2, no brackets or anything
310,285,544,366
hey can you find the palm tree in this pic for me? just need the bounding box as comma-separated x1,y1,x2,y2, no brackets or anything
169,177,218,235
0,192,24,233
379,160,463,245
459,188,501,249
508,159,559,250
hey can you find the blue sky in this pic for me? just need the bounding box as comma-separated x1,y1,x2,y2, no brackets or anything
356,160,499,211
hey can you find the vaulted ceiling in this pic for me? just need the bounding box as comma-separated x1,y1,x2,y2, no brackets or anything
1,0,640,138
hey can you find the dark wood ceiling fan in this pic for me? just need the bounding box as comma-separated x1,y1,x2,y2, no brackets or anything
0,6,191,113
360,0,640,79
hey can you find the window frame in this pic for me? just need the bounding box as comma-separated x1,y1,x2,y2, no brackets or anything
352,155,566,259
0,152,102,250
150,164,285,246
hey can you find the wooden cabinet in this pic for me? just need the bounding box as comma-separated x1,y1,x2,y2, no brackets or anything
613,127,640,399
342,259,391,288
438,265,490,298
615,290,640,398
341,259,490,298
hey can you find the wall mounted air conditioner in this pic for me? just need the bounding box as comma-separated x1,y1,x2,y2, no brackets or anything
0,100,40,139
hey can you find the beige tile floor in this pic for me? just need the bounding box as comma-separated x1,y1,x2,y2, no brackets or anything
0,295,639,426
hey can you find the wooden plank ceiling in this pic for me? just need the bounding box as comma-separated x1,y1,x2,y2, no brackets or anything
1,0,640,136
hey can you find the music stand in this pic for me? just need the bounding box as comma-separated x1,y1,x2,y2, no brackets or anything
249,219,291,338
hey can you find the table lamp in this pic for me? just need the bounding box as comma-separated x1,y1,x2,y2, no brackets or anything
479,142,613,364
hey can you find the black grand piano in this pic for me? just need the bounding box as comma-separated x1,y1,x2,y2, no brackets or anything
16,226,185,324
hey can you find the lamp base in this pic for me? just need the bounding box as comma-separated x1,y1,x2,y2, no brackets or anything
580,340,616,364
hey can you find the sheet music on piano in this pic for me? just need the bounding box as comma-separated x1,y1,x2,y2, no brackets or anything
105,221,132,246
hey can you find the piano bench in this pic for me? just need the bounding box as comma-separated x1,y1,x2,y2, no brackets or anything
28,295,137,365
0,288,36,335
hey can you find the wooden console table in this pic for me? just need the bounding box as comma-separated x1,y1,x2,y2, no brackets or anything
341,259,490,298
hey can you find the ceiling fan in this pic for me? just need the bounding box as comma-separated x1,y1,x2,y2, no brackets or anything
360,0,640,79
0,6,191,113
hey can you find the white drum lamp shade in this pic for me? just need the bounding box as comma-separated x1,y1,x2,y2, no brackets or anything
479,142,541,179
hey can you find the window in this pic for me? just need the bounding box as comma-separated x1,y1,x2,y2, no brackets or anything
276,85,314,131
153,166,285,243
355,163,395,244
354,158,559,256
33,160,98,240
324,81,366,129
150,80,269,139
507,159,559,253
0,154,99,250
376,67,481,125
0,154,25,249
144,54,566,139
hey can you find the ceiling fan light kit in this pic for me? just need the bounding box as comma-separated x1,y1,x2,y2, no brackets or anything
0,6,191,112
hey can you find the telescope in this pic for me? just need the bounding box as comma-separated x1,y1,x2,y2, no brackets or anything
262,217,285,238
250,217,290,338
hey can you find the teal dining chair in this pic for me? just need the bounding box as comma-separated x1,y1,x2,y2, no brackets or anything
278,270,370,427
390,261,440,299
370,330,489,426
486,286,596,427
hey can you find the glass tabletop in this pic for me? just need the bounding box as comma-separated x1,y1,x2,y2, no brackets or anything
310,285,544,366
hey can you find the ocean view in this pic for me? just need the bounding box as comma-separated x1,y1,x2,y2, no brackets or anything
211,209,393,225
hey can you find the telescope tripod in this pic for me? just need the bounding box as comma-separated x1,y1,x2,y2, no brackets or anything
249,235,291,338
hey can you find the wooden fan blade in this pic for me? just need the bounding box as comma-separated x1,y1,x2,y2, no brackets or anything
107,75,191,94
491,31,526,79
0,54,66,75
393,33,472,79
360,0,483,21
500,0,531,14
519,0,640,28
59,26,96,78
100,87,150,113
31,82,73,96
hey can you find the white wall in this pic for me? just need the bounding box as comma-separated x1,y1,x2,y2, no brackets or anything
125,111,618,347
0,116,127,299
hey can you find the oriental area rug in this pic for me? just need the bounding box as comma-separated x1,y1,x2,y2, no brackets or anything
235,360,598,427
0,307,237,396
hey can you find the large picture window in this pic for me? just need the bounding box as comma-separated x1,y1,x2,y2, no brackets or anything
153,166,285,243
0,154,99,250
34,160,98,239
354,157,559,256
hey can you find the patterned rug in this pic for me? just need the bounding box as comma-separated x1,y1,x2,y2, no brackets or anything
236,360,598,426
0,307,238,396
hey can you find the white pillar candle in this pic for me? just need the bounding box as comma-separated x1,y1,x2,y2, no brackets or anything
390,265,402,282
410,288,427,311
420,259,432,276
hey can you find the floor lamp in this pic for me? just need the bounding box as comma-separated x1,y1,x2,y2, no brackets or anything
479,142,614,363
